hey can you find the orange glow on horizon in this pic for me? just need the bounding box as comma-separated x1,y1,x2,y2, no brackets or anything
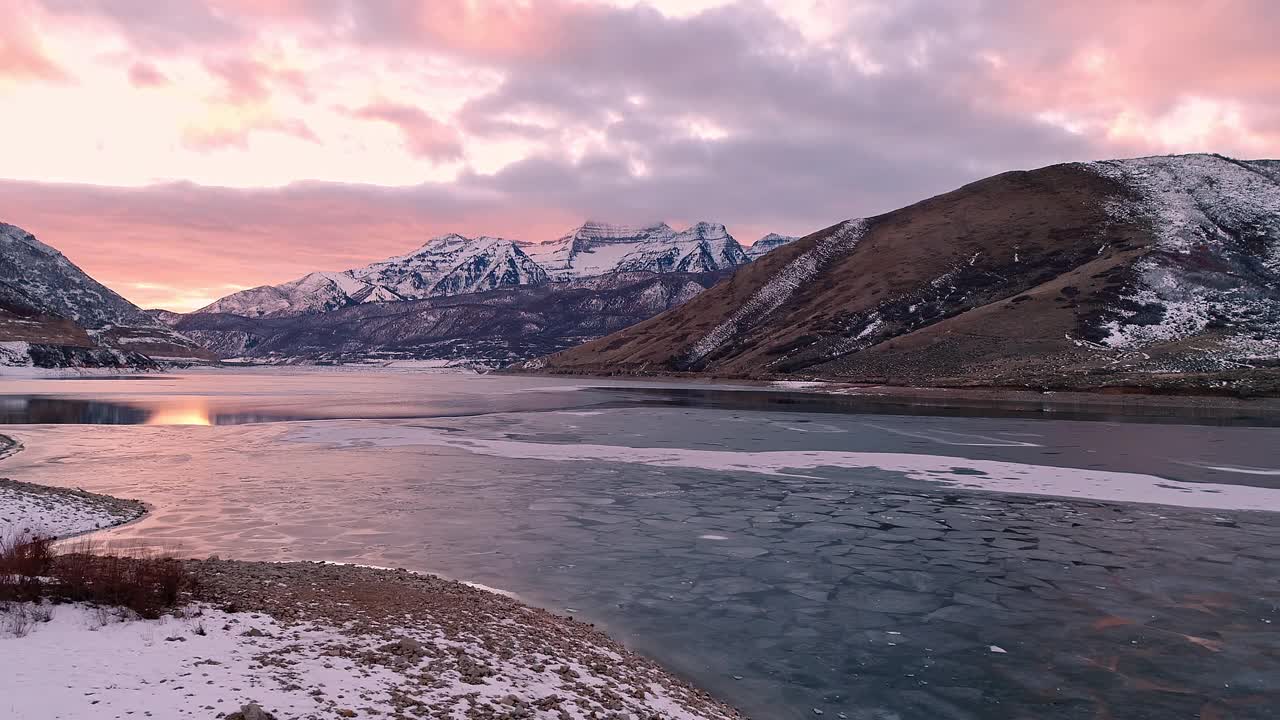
145,400,214,426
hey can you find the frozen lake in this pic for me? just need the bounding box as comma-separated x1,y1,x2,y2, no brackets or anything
2,368,1278,719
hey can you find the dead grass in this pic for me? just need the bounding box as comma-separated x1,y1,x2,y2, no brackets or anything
1,535,201,621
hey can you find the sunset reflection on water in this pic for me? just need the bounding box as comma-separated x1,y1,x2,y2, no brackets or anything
144,399,214,426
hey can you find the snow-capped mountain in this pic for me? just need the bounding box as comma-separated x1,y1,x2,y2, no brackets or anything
525,221,750,280
746,233,800,259
0,223,213,367
354,234,548,299
536,154,1280,395
199,272,387,318
199,222,751,318
2,223,157,329
614,222,750,274
201,235,548,318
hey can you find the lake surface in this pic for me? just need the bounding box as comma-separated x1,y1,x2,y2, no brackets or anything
2,368,1278,719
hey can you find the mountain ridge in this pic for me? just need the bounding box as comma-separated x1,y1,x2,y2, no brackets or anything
196,222,784,318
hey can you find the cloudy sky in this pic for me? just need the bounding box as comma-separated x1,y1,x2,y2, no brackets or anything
2,0,1277,310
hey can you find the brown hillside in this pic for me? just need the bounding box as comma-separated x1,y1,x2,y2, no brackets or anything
534,155,1280,394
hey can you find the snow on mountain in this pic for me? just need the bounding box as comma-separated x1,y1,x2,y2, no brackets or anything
200,271,389,318
1,223,156,329
525,221,750,280
746,233,800,259
524,222,679,280
201,222,751,318
614,222,750,274
200,235,547,318
1086,154,1280,361
354,235,548,299
688,220,867,364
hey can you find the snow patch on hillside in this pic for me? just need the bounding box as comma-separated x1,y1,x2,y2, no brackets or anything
687,220,867,365
0,341,32,367
1086,155,1280,360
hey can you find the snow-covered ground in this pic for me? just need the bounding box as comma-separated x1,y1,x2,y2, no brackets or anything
0,477,144,541
0,598,733,720
769,380,831,389
0,572,738,720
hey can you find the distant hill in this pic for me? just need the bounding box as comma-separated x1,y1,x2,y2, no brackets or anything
168,271,729,365
0,223,215,369
532,154,1280,395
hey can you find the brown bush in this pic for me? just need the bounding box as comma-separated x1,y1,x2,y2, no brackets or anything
50,542,201,619
0,534,55,602
1,536,199,619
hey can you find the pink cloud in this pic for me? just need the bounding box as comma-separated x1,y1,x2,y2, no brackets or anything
354,103,464,162
0,22,69,82
203,57,312,104
970,1,1280,154
182,116,319,152
127,60,167,87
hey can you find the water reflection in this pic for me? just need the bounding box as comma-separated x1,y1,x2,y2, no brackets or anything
0,396,308,426
144,400,213,426
0,396,149,424
2,385,1279,427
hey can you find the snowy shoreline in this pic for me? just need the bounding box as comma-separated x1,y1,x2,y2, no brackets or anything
0,431,147,543
0,432,743,720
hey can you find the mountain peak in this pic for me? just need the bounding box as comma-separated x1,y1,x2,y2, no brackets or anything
1,222,213,366
746,232,800,259
683,221,729,238
410,233,473,254
572,221,674,241
197,218,754,316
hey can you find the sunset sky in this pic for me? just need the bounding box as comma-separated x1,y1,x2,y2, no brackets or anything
2,0,1277,311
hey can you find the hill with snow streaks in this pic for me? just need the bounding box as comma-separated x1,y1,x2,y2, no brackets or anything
534,154,1280,395
0,223,214,368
